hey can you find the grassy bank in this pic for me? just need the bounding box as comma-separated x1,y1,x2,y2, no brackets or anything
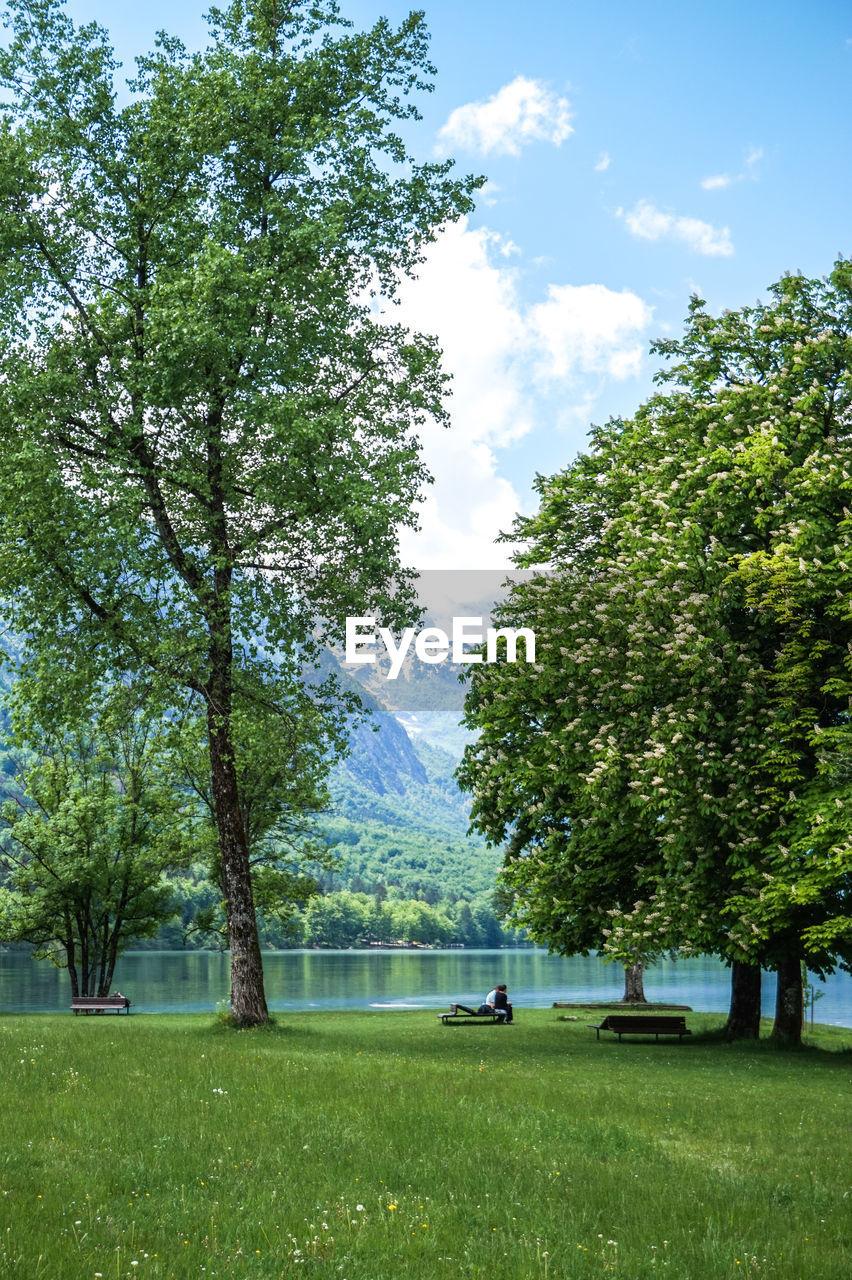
0,1010,849,1279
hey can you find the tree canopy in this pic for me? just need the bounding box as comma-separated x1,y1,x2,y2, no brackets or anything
459,262,852,1040
0,0,478,1022
0,682,199,996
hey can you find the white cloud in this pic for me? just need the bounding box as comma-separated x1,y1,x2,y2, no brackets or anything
701,173,732,190
745,145,764,172
398,445,525,570
701,145,763,191
390,220,653,567
622,201,672,241
436,76,573,157
479,180,502,207
528,284,652,381
595,152,612,172
621,200,734,256
395,221,532,450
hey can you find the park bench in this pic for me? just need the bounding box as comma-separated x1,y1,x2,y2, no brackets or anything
70,995,131,1015
589,1014,690,1042
438,1003,502,1026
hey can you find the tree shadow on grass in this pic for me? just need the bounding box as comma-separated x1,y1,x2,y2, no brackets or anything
315,1010,852,1074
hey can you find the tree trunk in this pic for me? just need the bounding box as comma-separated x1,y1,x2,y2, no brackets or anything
65,924,80,999
101,880,130,995
621,960,647,1003
207,651,269,1027
78,914,92,995
771,957,803,1044
101,929,121,996
725,960,761,1039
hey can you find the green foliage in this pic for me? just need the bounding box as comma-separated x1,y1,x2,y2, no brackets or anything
0,0,480,1021
165,694,341,944
0,683,201,993
460,263,852,987
321,807,499,896
298,889,510,948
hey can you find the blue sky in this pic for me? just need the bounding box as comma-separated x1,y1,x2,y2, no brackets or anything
63,0,852,567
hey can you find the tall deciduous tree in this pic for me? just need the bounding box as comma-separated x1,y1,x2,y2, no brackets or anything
460,264,852,1043
0,0,478,1023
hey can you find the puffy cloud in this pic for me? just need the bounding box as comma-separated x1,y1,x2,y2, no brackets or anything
620,200,734,256
595,152,612,172
395,220,532,449
436,76,573,157
398,445,525,570
528,283,652,381
391,220,653,567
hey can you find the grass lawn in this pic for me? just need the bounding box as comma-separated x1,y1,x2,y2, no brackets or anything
0,1009,849,1279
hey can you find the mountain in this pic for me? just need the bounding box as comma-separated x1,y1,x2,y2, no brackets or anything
320,648,500,902
0,627,503,909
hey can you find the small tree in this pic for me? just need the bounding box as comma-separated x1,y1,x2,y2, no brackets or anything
0,687,199,996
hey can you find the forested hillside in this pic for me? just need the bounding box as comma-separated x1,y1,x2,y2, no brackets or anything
285,646,515,947
323,733,499,901
1,636,515,950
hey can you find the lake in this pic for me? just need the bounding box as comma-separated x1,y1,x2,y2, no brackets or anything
1,948,851,1026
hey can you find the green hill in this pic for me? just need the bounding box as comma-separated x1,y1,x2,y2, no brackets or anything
315,643,500,903
0,634,510,948
322,735,499,902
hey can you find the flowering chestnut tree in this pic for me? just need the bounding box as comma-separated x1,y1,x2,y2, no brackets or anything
460,263,852,1042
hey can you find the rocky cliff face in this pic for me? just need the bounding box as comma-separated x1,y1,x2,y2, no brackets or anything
343,700,428,796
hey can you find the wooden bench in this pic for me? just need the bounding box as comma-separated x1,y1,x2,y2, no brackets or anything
589,1014,690,1042
70,995,131,1015
438,1003,502,1026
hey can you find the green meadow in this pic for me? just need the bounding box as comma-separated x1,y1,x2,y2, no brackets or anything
0,1010,849,1279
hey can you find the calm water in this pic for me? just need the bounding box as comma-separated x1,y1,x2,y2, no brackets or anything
1,948,851,1026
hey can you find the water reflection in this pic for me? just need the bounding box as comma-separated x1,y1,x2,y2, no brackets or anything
1,949,850,1026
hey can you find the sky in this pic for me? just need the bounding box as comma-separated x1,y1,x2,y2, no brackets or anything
61,0,852,569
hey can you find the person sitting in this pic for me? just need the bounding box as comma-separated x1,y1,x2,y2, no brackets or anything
481,986,509,1022
493,983,513,1024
